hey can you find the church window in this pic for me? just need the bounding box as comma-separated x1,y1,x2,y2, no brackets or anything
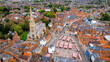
32,30,34,32
32,34,34,37
43,29,45,33
29,36,31,38
33,38,34,40
36,36,38,39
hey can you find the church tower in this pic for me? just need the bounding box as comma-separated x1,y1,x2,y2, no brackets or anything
27,6,37,41
27,6,46,41
29,6,36,33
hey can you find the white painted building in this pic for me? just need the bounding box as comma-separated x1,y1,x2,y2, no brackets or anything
40,39,47,46
48,45,55,54
45,7,51,11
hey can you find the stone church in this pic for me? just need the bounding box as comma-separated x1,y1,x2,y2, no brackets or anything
27,7,46,41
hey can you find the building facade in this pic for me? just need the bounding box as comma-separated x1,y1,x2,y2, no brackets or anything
27,7,46,41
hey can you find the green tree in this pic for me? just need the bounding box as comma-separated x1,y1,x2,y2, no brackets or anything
65,7,70,11
54,4,61,8
41,17,50,27
2,26,9,34
10,24,17,32
4,34,8,39
39,9,45,14
5,20,14,29
0,32,3,39
79,5,84,8
52,7,57,13
7,33,13,39
24,19,29,31
14,25,23,34
0,23,4,31
0,6,10,16
18,20,29,31
100,12,110,21
48,4,52,8
18,22,24,28
86,5,91,9
24,6,30,10
44,11,56,18
0,6,4,11
60,6,66,12
4,18,10,22
4,33,13,39
25,10,29,12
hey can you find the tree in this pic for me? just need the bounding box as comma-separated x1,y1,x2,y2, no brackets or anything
65,7,70,11
60,6,66,12
52,7,57,13
4,18,10,22
86,5,91,9
18,22,25,28
24,6,30,10
0,6,4,11
100,12,104,16
41,17,50,26
0,6,10,16
44,11,56,18
79,5,84,8
5,20,14,29
4,33,13,39
100,12,110,21
7,33,13,39
25,10,29,12
2,26,9,34
39,9,45,14
54,4,61,8
14,25,23,34
4,34,8,39
10,24,17,32
0,23,4,31
48,4,52,8
109,22,110,26
0,32,3,39
24,19,29,31
18,20,29,31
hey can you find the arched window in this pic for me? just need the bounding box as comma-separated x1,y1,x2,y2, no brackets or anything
43,29,45,33
33,38,34,40
32,30,34,32
36,36,38,39
32,34,34,37
29,36,31,38
31,27,33,29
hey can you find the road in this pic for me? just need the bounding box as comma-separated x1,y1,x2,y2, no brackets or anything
46,1,88,61
46,1,74,46
74,36,89,61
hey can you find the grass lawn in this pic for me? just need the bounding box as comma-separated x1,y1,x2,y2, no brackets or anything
59,9,61,11
83,8,87,9
19,31,28,41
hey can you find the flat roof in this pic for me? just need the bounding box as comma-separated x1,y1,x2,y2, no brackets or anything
105,35,110,41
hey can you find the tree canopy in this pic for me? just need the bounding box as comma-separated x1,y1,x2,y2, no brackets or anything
14,25,23,34
0,6,4,11
44,11,56,18
0,23,4,31
39,9,45,14
0,6,11,17
100,12,110,21
41,17,50,26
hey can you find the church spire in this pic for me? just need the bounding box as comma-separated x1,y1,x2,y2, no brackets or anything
30,6,33,20
29,6,36,29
